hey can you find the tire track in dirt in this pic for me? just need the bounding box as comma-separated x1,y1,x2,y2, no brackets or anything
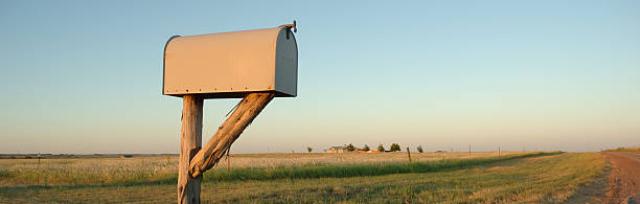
603,152,640,204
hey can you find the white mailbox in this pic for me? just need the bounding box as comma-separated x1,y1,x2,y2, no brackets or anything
163,24,298,98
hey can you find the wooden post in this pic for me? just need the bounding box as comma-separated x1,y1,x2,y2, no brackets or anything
178,95,203,204
189,92,274,178
406,147,412,162
226,148,231,172
37,153,41,185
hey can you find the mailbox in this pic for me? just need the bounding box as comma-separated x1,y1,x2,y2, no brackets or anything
163,24,298,98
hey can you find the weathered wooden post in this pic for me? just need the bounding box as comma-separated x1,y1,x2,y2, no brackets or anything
177,95,203,204
163,22,298,204
226,148,231,172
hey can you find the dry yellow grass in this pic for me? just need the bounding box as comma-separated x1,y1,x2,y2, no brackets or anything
0,151,516,187
220,151,514,167
0,152,605,203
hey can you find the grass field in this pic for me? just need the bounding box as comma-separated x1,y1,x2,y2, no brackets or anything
0,152,605,203
605,146,640,153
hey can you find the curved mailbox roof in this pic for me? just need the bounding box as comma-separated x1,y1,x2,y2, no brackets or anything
163,24,298,98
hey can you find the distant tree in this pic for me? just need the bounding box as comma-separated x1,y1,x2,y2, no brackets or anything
377,144,385,152
346,143,356,152
363,144,370,152
390,143,401,152
307,147,313,153
417,145,424,153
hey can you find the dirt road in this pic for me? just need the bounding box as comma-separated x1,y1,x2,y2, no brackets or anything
604,152,640,204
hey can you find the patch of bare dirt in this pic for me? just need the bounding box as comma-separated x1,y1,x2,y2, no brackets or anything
603,152,640,204
565,165,608,204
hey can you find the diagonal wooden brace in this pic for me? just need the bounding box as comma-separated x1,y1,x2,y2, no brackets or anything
189,92,275,178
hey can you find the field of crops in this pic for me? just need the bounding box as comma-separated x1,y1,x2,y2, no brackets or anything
0,152,605,203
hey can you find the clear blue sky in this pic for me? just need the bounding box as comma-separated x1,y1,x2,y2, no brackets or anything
1,0,638,153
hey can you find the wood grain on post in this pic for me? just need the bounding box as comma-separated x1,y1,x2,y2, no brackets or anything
226,148,231,172
178,95,203,204
189,92,274,178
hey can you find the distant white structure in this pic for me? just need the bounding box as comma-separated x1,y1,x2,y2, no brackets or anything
326,146,347,153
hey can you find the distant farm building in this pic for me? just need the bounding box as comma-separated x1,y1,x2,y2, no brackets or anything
326,146,347,153
325,145,379,153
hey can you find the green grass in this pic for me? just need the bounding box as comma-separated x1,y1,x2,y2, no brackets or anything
0,169,10,178
204,152,560,182
0,152,605,203
0,152,545,187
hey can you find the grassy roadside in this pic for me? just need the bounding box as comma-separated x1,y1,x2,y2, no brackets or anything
604,147,640,153
203,152,559,182
0,152,549,187
0,152,605,203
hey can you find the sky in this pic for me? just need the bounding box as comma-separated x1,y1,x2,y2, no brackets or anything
0,0,638,154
